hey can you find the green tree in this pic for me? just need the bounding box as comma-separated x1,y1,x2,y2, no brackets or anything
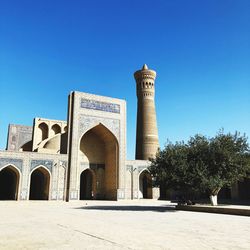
150,142,190,194
150,131,250,206
202,131,250,205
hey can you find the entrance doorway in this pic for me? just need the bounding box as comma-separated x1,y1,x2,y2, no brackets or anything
238,178,250,200
139,170,153,199
0,166,19,200
79,123,118,200
80,169,94,200
29,167,50,200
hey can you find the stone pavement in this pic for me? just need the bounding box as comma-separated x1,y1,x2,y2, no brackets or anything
0,200,250,250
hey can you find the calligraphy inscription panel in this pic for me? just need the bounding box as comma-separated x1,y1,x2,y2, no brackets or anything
80,98,120,114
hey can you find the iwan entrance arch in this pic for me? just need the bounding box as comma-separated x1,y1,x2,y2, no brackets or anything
66,91,126,201
79,123,119,200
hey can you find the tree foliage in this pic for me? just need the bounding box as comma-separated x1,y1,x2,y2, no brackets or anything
150,131,250,199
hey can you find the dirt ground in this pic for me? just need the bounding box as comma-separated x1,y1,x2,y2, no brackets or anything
0,200,249,250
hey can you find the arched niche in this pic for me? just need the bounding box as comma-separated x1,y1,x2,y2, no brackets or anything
80,169,96,200
79,123,119,200
38,122,49,142
19,140,32,152
0,165,20,200
29,166,50,200
139,170,152,199
51,124,61,136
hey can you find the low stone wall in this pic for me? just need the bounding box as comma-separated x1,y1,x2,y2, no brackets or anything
176,204,250,216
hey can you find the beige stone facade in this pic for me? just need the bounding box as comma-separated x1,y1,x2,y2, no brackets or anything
0,65,161,201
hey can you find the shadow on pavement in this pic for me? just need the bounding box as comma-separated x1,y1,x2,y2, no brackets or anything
75,205,176,212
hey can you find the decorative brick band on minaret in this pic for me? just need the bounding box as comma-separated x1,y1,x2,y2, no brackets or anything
134,64,159,160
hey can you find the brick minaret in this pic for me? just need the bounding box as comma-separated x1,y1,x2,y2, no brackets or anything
134,64,159,160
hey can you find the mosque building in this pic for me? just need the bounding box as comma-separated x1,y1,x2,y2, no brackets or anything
0,65,160,201
0,65,249,201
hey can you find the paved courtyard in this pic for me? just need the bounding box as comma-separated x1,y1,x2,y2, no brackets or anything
0,200,249,250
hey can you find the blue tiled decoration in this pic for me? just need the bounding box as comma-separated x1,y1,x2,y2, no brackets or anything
0,158,23,172
30,160,53,172
80,98,120,114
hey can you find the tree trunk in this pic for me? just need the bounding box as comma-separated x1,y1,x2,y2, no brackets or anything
209,187,221,206
209,194,218,206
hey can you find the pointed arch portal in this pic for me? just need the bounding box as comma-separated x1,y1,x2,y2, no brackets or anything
79,123,119,200
29,167,50,200
0,166,20,200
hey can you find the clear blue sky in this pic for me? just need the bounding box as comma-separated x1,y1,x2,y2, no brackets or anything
0,0,249,159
